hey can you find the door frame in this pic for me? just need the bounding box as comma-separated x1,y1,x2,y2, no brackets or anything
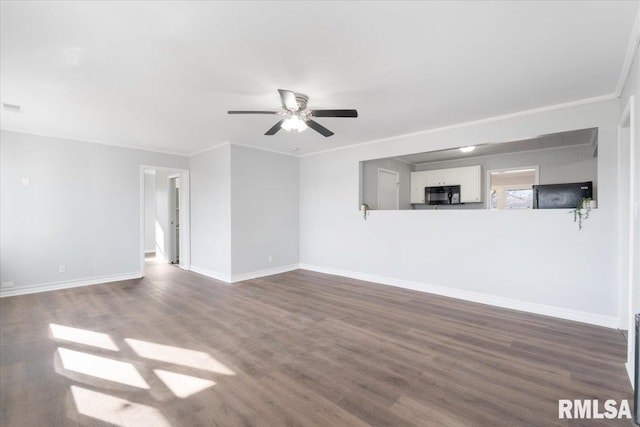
168,174,180,264
377,168,400,210
618,95,636,385
139,165,190,277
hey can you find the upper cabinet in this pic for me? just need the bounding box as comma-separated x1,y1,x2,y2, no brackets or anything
410,165,482,204
410,171,429,204
458,165,482,203
426,168,460,186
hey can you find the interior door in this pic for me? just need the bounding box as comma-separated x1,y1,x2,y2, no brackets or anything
378,169,399,210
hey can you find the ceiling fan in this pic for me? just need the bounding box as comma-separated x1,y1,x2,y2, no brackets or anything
228,89,358,137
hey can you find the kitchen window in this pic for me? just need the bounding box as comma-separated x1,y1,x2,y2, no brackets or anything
488,167,538,210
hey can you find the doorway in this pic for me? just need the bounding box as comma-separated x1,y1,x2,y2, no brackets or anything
169,176,180,264
377,168,399,210
139,165,190,276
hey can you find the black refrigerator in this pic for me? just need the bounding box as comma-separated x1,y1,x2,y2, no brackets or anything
532,181,593,209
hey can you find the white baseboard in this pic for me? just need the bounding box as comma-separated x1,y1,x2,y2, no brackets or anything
190,265,232,283
298,264,618,329
0,272,141,298
231,264,299,283
5,262,617,329
190,264,299,284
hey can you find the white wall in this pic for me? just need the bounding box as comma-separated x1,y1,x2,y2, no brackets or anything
0,130,188,295
144,171,156,253
189,144,299,281
619,43,640,382
189,144,232,279
230,145,299,276
299,99,620,327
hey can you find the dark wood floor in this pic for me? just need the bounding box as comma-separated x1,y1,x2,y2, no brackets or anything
0,261,633,426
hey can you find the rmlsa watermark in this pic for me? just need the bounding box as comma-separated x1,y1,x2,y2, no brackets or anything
558,399,632,420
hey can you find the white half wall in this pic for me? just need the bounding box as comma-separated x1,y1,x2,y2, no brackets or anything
0,131,188,295
300,99,621,326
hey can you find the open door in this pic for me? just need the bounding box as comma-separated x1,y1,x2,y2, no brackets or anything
139,165,190,276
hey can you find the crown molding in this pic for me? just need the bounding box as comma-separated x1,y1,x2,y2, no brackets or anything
0,127,189,157
230,142,300,158
187,141,231,156
299,93,617,158
1,91,619,161
188,141,299,158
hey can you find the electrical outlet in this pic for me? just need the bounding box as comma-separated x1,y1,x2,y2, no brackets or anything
268,256,273,263
59,265,66,273
22,177,30,186
1,281,14,288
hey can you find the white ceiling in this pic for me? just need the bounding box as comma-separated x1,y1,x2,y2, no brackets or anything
1,1,638,156
395,128,597,164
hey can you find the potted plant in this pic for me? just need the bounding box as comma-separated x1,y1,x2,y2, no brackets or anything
570,197,592,230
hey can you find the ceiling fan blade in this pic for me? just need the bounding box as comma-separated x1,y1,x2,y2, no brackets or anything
278,89,299,111
228,110,278,114
305,119,334,137
310,109,358,118
265,119,286,135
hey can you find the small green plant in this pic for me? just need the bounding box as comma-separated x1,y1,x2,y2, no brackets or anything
570,197,592,230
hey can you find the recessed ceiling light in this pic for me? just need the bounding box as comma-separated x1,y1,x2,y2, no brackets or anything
459,146,475,153
292,147,300,151
2,103,21,113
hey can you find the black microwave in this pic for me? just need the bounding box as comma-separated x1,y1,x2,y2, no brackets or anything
425,185,461,205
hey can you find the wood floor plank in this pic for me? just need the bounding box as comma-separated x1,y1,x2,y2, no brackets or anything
0,262,633,426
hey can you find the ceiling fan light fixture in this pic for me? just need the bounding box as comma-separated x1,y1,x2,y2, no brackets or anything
228,89,357,137
281,115,308,132
459,146,476,153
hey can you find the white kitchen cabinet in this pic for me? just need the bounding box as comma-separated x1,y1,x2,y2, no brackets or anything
425,168,460,186
411,165,482,204
425,171,442,187
459,165,482,203
410,171,429,204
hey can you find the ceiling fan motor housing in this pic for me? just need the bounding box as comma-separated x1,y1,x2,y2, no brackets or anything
294,93,309,111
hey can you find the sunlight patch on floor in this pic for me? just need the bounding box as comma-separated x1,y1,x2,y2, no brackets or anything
50,323,119,351
71,385,172,427
125,338,234,375
58,348,149,389
155,221,165,261
154,369,216,398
